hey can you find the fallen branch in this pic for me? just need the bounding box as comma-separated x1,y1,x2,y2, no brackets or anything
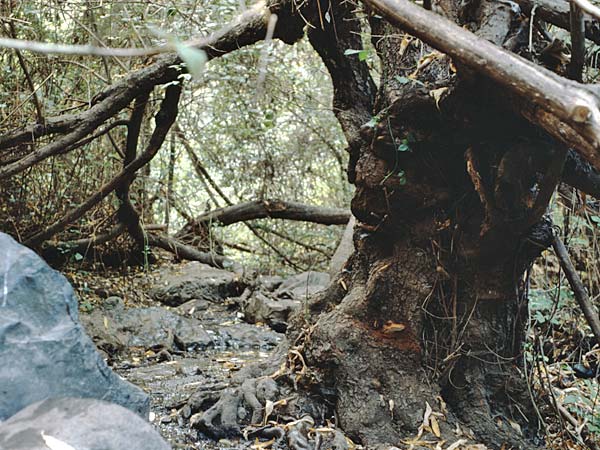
50,223,127,252
146,233,236,269
181,199,350,230
361,0,600,170
552,232,600,344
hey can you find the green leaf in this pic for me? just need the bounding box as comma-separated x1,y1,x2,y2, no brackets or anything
395,76,411,85
365,115,380,128
344,49,368,61
398,170,407,185
176,44,207,79
74,253,83,261
397,139,411,152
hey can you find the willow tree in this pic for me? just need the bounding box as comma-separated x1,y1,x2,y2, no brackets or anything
3,0,600,447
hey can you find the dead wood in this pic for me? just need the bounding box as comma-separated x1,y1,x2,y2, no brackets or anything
516,0,600,44
146,232,235,269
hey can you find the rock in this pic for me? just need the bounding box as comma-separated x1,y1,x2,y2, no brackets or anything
329,216,355,277
0,397,171,450
0,233,149,421
275,271,330,299
256,275,284,292
213,322,282,349
176,298,230,324
81,297,279,352
149,261,245,307
241,272,329,332
243,291,300,333
80,299,213,353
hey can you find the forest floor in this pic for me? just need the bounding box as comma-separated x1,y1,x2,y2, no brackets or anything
65,257,298,449
62,256,600,450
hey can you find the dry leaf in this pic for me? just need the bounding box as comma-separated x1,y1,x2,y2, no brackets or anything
431,415,441,438
423,401,433,427
429,87,448,110
251,438,275,449
399,36,412,57
446,439,468,450
382,321,406,334
508,420,522,435
263,399,274,424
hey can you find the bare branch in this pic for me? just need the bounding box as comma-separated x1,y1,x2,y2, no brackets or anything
362,0,600,170
24,84,181,247
182,199,351,229
146,233,236,269
0,36,169,57
569,0,586,81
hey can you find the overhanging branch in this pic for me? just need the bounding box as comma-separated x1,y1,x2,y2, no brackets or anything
0,3,273,177
180,199,351,230
24,84,182,247
361,0,600,170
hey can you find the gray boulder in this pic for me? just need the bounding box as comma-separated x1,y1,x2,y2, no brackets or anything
243,292,300,333
0,397,171,450
80,297,213,353
149,261,245,306
274,271,330,299
0,233,149,421
243,272,330,332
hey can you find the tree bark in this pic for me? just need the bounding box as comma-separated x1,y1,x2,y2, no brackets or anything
281,0,557,447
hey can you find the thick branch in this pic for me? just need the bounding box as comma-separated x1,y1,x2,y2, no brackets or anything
361,0,600,170
307,0,376,182
179,199,350,231
116,91,151,247
24,84,181,247
569,0,586,81
146,233,235,269
561,149,600,197
50,223,127,253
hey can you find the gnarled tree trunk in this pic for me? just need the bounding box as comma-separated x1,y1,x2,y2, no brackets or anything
285,0,557,447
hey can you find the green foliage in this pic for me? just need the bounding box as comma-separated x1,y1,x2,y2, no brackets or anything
1,0,350,273
528,287,574,325
344,48,369,61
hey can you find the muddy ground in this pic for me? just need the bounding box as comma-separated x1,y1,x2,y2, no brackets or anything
69,260,326,450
